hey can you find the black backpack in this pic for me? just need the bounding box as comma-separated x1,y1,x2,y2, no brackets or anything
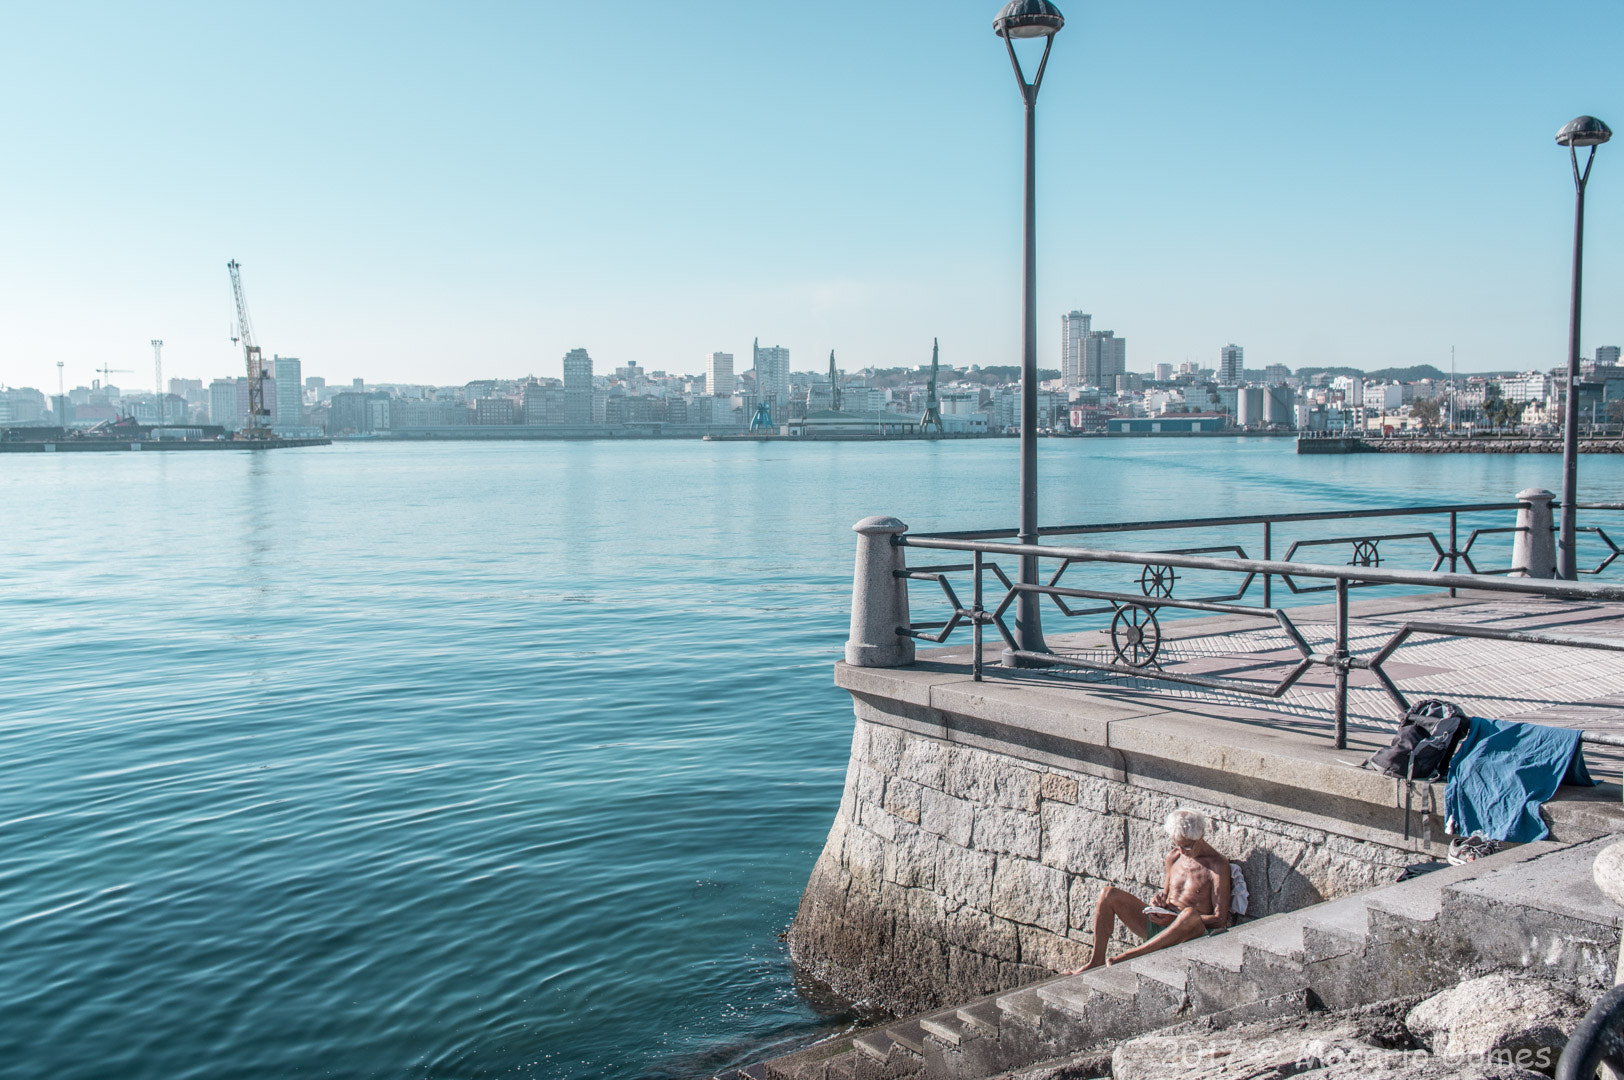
1367,699,1472,782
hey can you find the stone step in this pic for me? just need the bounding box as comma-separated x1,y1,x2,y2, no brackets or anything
918,1012,971,1047
1365,841,1556,923
884,1018,927,1055
746,838,1617,1080
956,999,1002,1038
1447,836,1619,927
1171,927,1247,973
994,985,1048,1028
851,1030,897,1064
1127,951,1188,993
1080,964,1138,999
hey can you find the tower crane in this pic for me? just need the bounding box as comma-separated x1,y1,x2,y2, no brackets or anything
227,260,270,438
95,364,133,388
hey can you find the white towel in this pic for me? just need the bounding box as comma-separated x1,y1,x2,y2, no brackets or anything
1230,862,1249,915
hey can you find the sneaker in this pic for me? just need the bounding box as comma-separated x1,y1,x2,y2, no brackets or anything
1447,835,1499,865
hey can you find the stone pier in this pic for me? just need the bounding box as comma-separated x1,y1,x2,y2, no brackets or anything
787,505,1624,1019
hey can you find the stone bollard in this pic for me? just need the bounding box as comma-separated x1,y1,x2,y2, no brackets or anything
1593,839,1624,984
1512,488,1556,579
846,516,915,668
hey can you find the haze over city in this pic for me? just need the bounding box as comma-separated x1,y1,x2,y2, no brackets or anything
1,0,1621,393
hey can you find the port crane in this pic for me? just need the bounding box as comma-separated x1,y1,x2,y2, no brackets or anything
748,337,775,432
922,339,944,435
227,260,269,438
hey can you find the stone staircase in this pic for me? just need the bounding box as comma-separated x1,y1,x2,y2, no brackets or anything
719,837,1624,1080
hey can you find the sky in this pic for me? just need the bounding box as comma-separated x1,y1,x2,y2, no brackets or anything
1,0,1622,393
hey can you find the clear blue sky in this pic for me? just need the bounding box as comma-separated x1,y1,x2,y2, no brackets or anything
1,1,1621,391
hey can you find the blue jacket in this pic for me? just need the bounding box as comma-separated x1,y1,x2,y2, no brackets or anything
1443,716,1594,843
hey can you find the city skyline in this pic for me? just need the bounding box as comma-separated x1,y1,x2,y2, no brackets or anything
0,2,1620,391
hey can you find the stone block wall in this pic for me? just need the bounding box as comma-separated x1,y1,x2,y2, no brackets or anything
787,717,1416,1016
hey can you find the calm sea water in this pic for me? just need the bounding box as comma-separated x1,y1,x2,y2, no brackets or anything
5,438,1623,1079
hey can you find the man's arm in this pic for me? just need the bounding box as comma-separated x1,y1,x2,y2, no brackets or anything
1203,860,1231,931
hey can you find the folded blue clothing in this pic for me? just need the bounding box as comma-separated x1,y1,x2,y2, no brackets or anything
1443,716,1594,844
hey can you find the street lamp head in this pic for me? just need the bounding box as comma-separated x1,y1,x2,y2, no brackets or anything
994,0,1064,39
1557,116,1612,148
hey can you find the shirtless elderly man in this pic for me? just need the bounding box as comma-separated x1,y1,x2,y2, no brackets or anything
1070,809,1231,972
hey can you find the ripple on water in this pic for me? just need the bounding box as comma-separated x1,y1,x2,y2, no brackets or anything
2,439,1614,1079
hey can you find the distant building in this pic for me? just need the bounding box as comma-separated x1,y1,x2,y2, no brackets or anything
1061,311,1091,387
1107,414,1228,433
475,397,517,425
523,382,567,425
0,387,46,424
1264,363,1291,382
1600,346,1621,367
751,341,790,424
1219,344,1244,386
1154,363,1173,382
273,356,303,434
707,352,735,397
328,390,387,434
563,348,593,424
1085,330,1125,387
208,378,238,429
1500,371,1552,405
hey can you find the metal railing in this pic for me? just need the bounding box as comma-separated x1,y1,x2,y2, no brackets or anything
892,501,1624,749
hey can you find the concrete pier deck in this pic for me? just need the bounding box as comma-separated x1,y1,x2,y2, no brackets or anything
839,590,1624,839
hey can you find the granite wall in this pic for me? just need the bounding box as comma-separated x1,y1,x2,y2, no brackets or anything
787,717,1416,1016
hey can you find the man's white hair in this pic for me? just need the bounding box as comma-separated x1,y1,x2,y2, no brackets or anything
1164,809,1208,841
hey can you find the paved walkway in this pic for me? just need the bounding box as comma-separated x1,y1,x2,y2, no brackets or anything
1036,590,1624,773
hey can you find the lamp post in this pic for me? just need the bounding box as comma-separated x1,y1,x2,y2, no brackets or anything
995,0,1063,661
1556,115,1611,581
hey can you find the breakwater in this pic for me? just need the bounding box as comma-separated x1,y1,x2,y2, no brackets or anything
0,437,330,452
1299,435,1624,454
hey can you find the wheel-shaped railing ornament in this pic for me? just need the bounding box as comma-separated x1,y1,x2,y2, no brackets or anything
1139,563,1177,599
1349,539,1381,568
1111,604,1162,668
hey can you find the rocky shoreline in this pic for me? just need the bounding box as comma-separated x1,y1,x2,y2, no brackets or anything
1299,436,1624,454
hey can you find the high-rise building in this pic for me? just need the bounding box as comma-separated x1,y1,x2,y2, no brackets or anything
707,352,735,397
751,340,790,423
1061,311,1091,387
1598,346,1621,367
208,378,239,429
273,356,303,433
1084,331,1126,387
1219,344,1245,386
1154,363,1173,382
563,348,594,424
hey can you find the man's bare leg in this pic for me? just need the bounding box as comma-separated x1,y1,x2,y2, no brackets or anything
1105,906,1207,967
1065,886,1149,973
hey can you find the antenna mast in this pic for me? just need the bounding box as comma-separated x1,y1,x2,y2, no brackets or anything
227,260,269,438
